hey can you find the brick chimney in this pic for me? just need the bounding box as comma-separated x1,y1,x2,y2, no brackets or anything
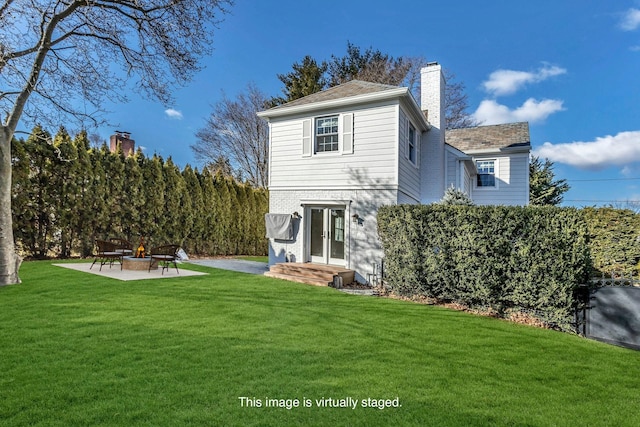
420,62,446,203
110,131,135,156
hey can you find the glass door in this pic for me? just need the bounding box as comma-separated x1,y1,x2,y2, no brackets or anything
309,208,326,263
329,208,345,265
308,206,345,266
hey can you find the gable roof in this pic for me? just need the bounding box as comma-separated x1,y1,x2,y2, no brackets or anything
267,80,401,110
257,80,428,130
446,122,531,153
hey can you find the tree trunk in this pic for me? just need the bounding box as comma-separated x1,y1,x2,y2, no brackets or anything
0,129,22,285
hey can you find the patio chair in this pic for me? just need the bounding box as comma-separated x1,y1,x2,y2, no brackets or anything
149,244,180,275
91,240,124,271
109,238,133,257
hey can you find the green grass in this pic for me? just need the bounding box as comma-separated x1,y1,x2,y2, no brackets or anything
1,261,639,426
235,255,268,263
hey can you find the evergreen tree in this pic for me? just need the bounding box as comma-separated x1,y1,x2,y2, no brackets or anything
71,131,97,257
529,156,569,206
102,147,126,238
9,129,270,259
23,126,56,257
277,45,475,128
440,185,474,206
51,126,79,257
198,168,221,255
232,183,249,254
10,137,30,255
161,158,187,246
223,178,239,255
327,42,412,88
213,172,232,254
89,147,110,242
121,154,144,242
182,165,203,254
276,55,328,103
139,154,166,246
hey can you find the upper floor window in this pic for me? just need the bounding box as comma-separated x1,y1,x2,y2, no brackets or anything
476,160,496,187
408,123,416,164
316,116,339,153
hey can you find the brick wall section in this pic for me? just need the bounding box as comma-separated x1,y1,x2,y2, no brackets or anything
109,133,135,156
268,188,397,283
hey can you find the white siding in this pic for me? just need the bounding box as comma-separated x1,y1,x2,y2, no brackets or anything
397,108,421,201
269,102,399,190
463,164,473,195
444,149,458,189
471,152,529,206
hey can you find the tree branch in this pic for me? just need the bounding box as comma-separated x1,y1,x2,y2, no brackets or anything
5,0,83,134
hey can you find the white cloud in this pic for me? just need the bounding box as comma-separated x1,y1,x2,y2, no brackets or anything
165,108,183,120
482,64,567,96
473,98,565,125
532,131,640,170
620,8,640,31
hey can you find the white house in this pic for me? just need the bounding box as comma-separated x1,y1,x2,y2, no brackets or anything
257,63,530,284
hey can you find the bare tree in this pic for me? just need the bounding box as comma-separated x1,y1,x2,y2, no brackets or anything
443,69,481,130
0,0,232,285
192,83,270,189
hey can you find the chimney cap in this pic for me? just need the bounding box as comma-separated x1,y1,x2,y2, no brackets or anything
426,61,440,67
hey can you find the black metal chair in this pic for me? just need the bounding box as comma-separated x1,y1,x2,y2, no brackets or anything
149,244,180,275
109,238,133,257
91,240,123,271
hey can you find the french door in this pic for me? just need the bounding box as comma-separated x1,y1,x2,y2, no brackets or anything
309,207,345,266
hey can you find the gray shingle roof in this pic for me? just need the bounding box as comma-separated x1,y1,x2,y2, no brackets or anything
266,80,401,111
446,122,530,152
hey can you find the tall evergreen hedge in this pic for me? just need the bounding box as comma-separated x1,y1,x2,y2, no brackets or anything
378,205,591,329
11,126,268,259
582,207,640,275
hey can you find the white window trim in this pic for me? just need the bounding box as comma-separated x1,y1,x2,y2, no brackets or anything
314,115,340,154
407,121,418,167
474,158,499,190
304,113,354,157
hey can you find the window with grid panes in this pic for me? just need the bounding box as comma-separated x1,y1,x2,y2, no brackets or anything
476,160,496,187
315,116,339,152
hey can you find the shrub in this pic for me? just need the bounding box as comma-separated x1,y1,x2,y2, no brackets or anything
378,205,591,330
582,207,640,275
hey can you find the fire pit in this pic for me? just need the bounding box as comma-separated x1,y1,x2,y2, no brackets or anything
123,256,158,271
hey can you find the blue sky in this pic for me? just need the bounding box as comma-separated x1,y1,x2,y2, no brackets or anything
90,0,640,208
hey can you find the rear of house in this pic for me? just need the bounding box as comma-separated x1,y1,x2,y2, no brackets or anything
259,79,430,283
258,63,530,284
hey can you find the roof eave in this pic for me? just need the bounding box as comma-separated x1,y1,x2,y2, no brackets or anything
464,144,531,155
258,87,411,119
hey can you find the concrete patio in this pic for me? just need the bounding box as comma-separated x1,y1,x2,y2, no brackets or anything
54,262,207,281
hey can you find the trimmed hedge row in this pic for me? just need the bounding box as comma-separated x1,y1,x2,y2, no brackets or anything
377,205,591,329
582,207,640,275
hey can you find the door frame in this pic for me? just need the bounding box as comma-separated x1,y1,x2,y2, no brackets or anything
303,201,350,267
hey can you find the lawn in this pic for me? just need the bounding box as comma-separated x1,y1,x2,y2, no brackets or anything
1,261,639,426
236,255,268,263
